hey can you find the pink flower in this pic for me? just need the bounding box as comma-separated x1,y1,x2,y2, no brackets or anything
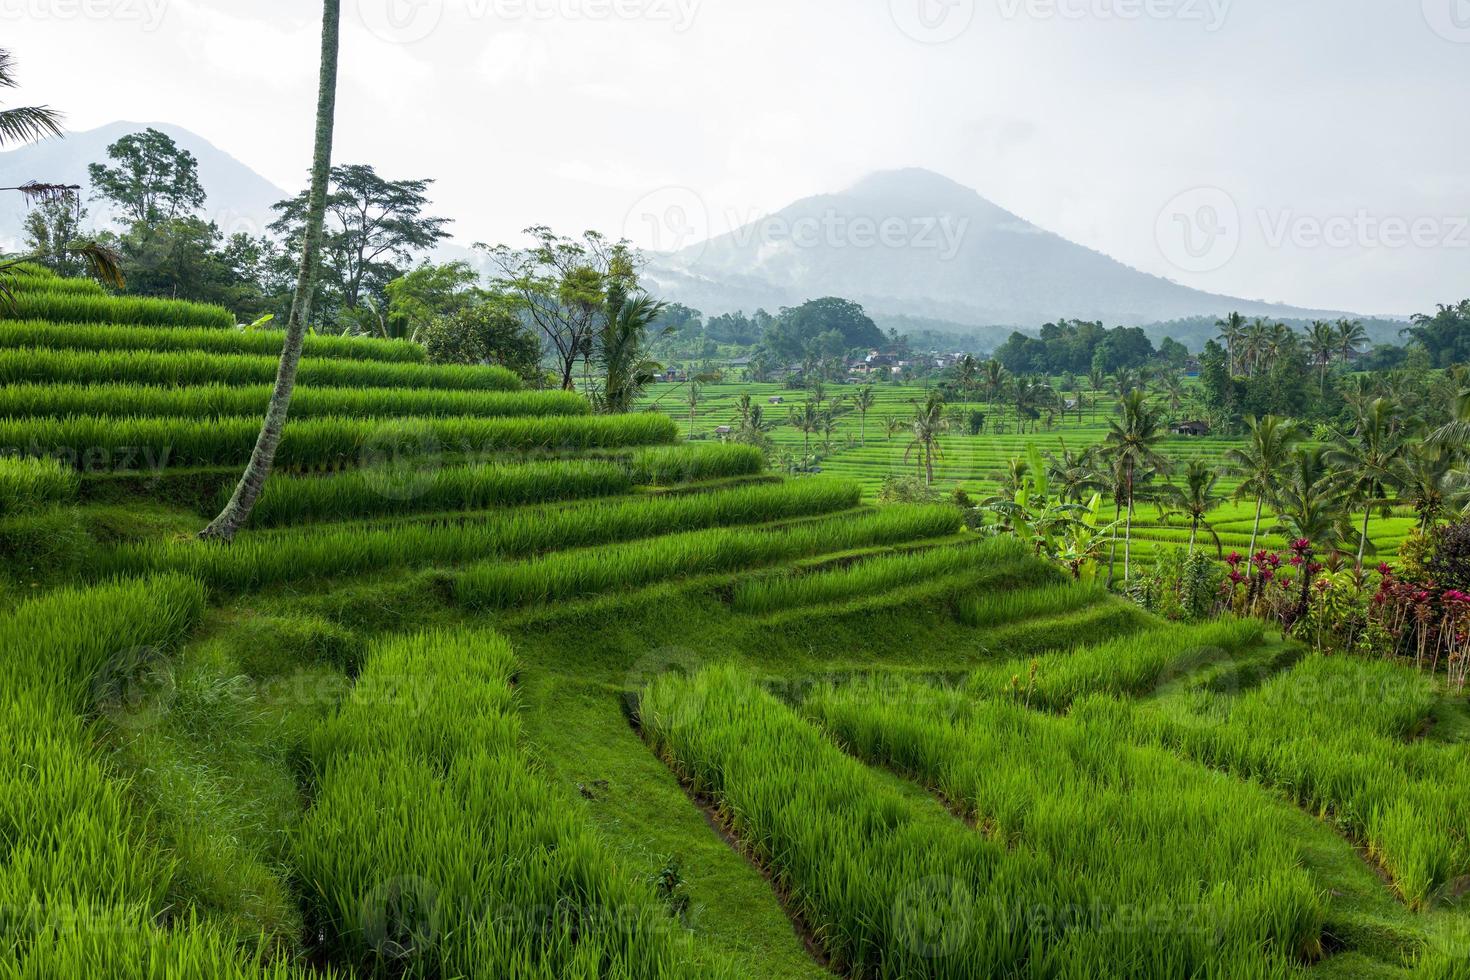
1289,554,1304,567
1226,551,1242,567
1376,563,1393,577
1229,570,1245,584
1291,538,1312,554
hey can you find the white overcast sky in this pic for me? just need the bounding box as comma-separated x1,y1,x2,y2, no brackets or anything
5,0,1469,316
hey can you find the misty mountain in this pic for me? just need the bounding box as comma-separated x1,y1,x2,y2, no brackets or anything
644,168,1367,346
0,121,291,246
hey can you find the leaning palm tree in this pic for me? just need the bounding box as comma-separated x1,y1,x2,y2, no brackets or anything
905,393,948,486
202,0,341,541
852,385,876,446
1101,390,1171,582
1326,397,1415,569
1164,460,1226,557
1225,415,1299,573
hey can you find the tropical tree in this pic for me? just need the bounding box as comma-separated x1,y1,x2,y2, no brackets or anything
1335,318,1368,367
202,0,340,541
1399,443,1468,532
684,379,702,439
1045,443,1102,504
883,414,904,442
852,385,876,446
594,288,665,413
1225,415,1299,574
905,393,948,486
1101,390,1171,581
788,401,819,459
1326,397,1415,568
1215,311,1246,376
1163,460,1225,557
983,359,1009,414
1307,320,1336,395
1271,445,1352,555
1427,380,1470,452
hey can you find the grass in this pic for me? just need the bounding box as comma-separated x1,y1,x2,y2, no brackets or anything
298,627,728,978
803,677,1327,972
240,458,633,527
0,455,78,515
0,382,588,420
0,290,235,328
101,479,863,590
730,535,1043,614
965,618,1268,709
628,443,767,484
955,580,1111,627
455,505,963,609
0,318,425,362
0,413,676,471
641,664,1320,979
0,346,521,391
1131,654,1470,909
0,576,312,976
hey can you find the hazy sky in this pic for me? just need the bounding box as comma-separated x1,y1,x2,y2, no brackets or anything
6,0,1469,315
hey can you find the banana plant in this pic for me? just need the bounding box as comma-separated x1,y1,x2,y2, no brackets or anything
983,444,1117,581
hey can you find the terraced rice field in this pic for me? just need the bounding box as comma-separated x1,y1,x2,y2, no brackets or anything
645,380,1418,563
1,266,1464,977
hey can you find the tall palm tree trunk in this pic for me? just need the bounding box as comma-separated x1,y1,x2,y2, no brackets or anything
1246,497,1263,576
1123,461,1134,582
1357,507,1372,570
201,0,340,542
1188,520,1198,556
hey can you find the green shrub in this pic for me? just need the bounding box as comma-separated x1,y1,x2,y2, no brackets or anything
0,319,424,363
0,347,518,391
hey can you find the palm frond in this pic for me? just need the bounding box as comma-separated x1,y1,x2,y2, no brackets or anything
0,105,64,146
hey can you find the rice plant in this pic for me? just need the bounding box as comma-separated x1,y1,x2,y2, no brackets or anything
0,455,78,515
456,504,960,609
4,273,106,295
730,535,1050,614
0,382,588,421
1,290,235,328
299,628,728,978
1133,655,1468,908
628,443,766,484
965,619,1267,709
803,678,1326,972
242,458,632,527
641,665,1317,979
0,413,675,471
0,347,520,391
955,581,1111,628
0,319,424,363
101,479,862,589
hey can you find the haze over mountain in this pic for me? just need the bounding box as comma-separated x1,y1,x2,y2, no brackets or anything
0,121,289,247
645,168,1360,337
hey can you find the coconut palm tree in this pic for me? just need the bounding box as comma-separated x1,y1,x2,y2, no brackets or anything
982,360,1008,416
1163,460,1225,557
202,0,340,541
956,354,980,402
1307,320,1336,395
1399,443,1468,531
0,49,63,147
1158,372,1186,415
905,393,948,486
1427,381,1470,453
1271,445,1352,555
1216,311,1246,376
852,385,876,446
1225,415,1300,573
594,289,665,413
1335,318,1368,367
1045,443,1103,504
788,401,819,460
1326,397,1415,568
683,380,703,439
1101,390,1171,581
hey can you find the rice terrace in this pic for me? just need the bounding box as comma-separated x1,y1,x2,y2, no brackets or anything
2,3,1469,978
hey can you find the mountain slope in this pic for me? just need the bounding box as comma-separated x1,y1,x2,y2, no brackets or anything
646,168,1351,329
0,121,290,244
